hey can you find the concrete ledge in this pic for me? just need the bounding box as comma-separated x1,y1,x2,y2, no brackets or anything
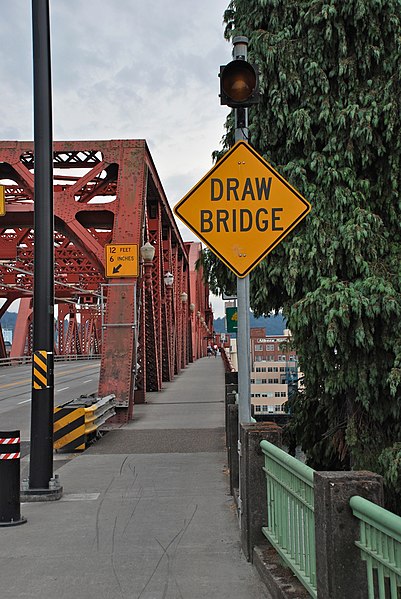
253,545,310,599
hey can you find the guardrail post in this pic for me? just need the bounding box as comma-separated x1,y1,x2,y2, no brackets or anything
314,470,384,599
0,430,26,526
240,422,282,561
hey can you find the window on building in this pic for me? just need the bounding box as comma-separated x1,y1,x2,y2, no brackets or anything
254,405,261,412
274,405,282,412
254,344,263,351
268,405,274,413
275,392,280,397
280,367,285,372
266,344,274,351
280,392,287,397
262,405,269,412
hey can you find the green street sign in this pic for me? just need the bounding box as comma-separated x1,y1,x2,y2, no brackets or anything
226,307,238,333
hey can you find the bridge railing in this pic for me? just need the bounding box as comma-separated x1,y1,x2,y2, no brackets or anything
54,354,101,362
260,440,317,598
221,347,235,372
224,390,387,598
350,495,401,598
0,354,101,367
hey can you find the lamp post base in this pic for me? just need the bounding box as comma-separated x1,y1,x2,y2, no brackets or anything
21,476,63,502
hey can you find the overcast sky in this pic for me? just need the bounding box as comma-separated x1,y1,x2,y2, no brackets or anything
1,0,232,316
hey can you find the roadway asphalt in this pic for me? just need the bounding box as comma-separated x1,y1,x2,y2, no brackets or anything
1,356,271,599
0,359,101,440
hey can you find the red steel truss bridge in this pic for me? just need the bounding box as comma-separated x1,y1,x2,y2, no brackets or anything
0,140,214,423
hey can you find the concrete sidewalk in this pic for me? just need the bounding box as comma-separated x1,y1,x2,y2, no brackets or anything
1,357,271,599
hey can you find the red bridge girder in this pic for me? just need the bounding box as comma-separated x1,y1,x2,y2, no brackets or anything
0,140,212,421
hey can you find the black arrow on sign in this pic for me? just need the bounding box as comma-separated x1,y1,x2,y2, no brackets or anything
112,264,122,274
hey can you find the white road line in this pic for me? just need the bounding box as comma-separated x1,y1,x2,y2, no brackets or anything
57,387,70,392
18,398,31,404
82,379,92,383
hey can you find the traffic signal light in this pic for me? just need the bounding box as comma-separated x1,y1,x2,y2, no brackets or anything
219,59,259,108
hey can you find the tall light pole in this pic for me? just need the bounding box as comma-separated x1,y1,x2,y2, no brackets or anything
23,0,62,499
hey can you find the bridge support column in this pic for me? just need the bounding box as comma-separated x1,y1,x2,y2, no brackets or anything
239,422,283,562
314,470,384,599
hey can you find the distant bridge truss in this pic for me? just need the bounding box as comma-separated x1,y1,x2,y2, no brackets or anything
0,140,213,422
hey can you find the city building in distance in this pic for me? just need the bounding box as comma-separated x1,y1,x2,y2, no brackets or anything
249,327,299,417
227,326,301,418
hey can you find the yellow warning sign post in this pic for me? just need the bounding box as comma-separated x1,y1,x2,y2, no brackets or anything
174,141,311,277
105,244,139,278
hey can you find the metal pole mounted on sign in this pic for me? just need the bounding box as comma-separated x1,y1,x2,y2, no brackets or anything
233,36,251,425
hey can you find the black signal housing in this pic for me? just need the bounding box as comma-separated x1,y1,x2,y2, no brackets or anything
219,59,259,108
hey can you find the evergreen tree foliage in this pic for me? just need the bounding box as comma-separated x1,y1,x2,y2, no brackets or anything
205,0,401,496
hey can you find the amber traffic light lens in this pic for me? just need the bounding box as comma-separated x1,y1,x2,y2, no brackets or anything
221,61,257,102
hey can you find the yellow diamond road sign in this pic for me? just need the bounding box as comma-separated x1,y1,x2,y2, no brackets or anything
105,244,139,278
174,141,311,278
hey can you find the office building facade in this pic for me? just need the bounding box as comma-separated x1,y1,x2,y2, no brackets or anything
249,327,299,416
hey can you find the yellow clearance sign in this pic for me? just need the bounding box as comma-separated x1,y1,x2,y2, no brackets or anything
105,243,139,278
174,141,311,277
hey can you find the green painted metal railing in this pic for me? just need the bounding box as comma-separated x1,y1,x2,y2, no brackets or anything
350,496,401,598
260,440,317,598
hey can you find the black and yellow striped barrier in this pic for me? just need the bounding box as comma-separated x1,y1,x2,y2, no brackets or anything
53,394,115,452
53,405,86,452
33,350,50,389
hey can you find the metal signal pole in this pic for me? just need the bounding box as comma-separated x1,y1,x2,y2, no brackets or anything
219,39,257,526
233,37,252,424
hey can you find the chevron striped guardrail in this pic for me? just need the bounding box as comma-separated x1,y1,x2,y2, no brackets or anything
53,394,115,452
